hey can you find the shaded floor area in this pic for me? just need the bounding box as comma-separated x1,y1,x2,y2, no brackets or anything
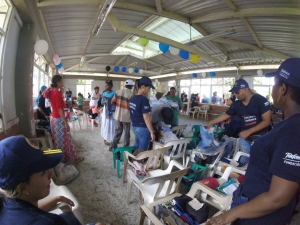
65,115,207,225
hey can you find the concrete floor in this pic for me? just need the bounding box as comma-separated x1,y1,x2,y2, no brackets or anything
65,115,208,225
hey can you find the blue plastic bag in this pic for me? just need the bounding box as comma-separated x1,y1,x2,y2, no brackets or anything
198,125,214,148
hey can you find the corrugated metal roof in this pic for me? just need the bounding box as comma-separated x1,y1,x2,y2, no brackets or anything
34,0,300,77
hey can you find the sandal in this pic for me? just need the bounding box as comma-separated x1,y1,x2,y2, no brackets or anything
74,157,85,164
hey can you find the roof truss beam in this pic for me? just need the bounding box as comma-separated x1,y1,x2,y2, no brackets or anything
192,8,300,23
107,12,225,66
154,0,162,15
223,0,262,48
213,38,289,59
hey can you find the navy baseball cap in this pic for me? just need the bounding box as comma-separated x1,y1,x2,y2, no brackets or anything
161,107,174,125
229,79,249,93
40,85,47,92
0,136,63,190
265,58,300,88
139,76,155,89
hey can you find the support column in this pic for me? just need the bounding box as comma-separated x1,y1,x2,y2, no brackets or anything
15,23,36,137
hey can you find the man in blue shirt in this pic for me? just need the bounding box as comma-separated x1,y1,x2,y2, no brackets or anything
207,79,271,163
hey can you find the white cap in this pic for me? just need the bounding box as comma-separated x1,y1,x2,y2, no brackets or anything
125,79,134,85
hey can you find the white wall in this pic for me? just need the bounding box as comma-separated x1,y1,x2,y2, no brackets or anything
63,78,122,95
63,79,77,94
2,9,21,129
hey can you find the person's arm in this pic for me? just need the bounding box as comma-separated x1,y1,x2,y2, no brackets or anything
57,108,70,132
206,175,299,225
38,196,75,212
91,93,98,100
143,113,155,142
37,107,49,120
207,113,231,128
239,110,271,139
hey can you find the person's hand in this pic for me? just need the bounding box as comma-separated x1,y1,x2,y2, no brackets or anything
65,122,70,132
206,211,237,225
239,130,251,139
150,133,155,142
56,196,75,207
206,121,213,129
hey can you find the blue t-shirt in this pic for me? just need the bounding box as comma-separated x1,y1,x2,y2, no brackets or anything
129,95,151,127
37,95,51,120
237,113,300,224
0,199,68,225
226,94,270,134
101,90,115,102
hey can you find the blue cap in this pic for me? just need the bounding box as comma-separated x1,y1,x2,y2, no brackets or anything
229,79,249,93
139,76,155,89
265,58,300,88
40,85,47,92
0,136,63,190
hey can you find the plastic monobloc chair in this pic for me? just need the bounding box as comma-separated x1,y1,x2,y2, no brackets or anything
126,159,188,205
171,124,187,138
112,146,136,178
122,147,170,183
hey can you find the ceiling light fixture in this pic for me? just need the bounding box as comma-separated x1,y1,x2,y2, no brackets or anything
228,58,261,63
108,74,141,79
149,73,177,79
239,64,280,70
92,0,116,36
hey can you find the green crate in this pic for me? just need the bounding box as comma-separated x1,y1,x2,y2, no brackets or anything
187,136,200,149
182,163,209,188
112,146,136,178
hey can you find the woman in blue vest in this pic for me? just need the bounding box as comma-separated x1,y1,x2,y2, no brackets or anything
129,76,156,151
207,58,300,225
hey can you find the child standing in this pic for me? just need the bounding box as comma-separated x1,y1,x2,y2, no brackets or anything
77,92,84,110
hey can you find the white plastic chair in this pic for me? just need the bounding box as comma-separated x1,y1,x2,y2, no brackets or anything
186,144,227,177
40,180,84,225
126,159,188,205
188,106,200,119
32,119,54,149
153,138,192,168
122,147,170,183
139,180,233,225
68,113,82,133
215,151,249,176
197,105,210,120
197,166,245,211
171,124,187,138
73,108,87,128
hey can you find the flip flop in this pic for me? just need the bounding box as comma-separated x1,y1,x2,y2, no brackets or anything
75,156,85,164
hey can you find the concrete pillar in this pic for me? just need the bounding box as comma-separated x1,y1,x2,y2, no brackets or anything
15,23,36,137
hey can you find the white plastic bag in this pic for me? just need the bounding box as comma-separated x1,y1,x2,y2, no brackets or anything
160,131,178,144
54,162,79,185
45,98,51,108
100,105,115,141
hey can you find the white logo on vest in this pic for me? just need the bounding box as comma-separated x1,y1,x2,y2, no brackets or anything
283,152,300,166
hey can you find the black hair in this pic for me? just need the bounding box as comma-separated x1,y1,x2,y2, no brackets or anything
136,79,149,89
50,74,62,88
170,87,176,90
94,86,99,90
277,78,300,105
106,80,113,87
